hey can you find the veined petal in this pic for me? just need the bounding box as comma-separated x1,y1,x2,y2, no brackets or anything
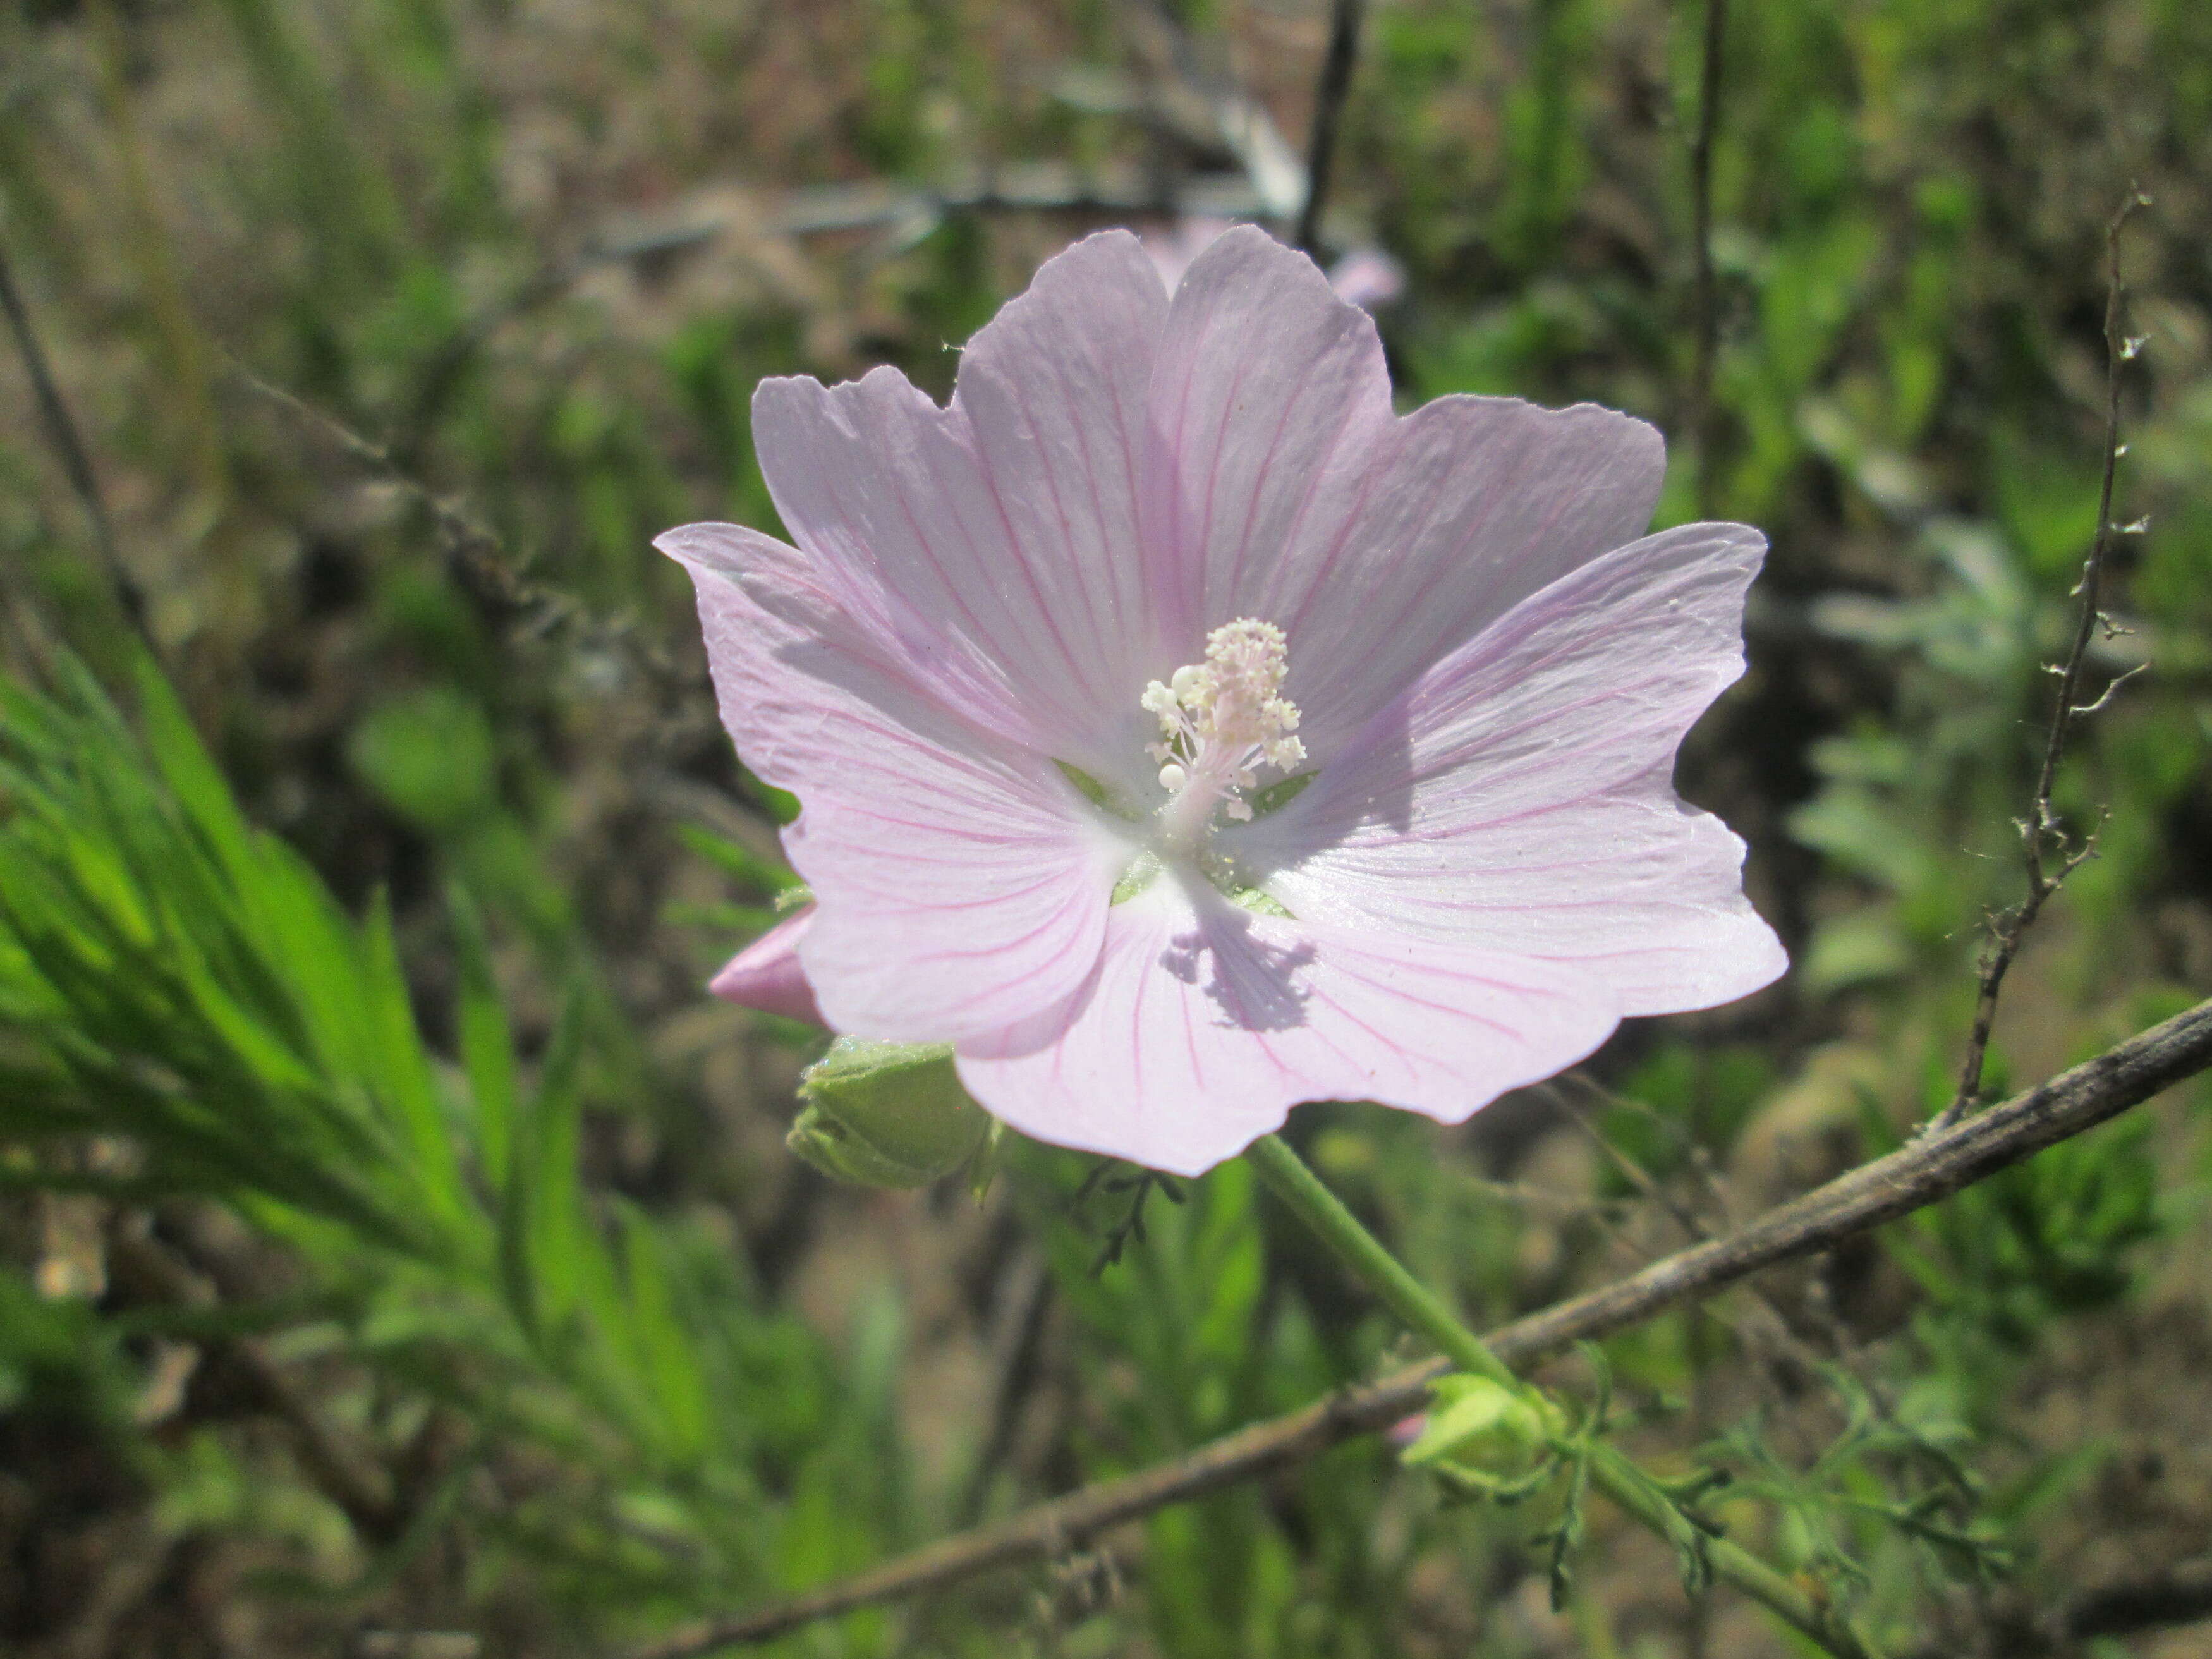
660,522,1126,1043
1143,228,1665,759
1272,394,1665,758
708,908,823,1026
751,233,1170,779
1235,523,1785,1015
1139,225,1394,659
954,230,1172,775
954,875,1619,1177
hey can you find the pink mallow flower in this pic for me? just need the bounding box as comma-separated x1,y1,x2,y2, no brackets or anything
662,227,1784,1178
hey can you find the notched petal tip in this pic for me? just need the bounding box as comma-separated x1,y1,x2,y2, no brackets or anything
1180,220,1339,296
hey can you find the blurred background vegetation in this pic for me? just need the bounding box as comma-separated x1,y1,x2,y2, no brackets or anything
0,0,2209,1655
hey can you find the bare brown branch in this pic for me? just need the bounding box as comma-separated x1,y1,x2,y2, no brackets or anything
1687,0,1729,518
220,359,547,628
1292,0,1366,256
624,994,2212,1659
0,229,152,648
1939,191,2150,1129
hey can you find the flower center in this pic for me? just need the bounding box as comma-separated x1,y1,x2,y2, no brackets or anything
1140,619,1306,855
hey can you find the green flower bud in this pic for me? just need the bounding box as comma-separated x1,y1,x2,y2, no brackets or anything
1402,1375,1552,1483
787,1037,991,1188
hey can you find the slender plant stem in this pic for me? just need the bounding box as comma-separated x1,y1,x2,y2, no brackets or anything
0,231,153,648
1245,1134,1514,1385
86,0,226,510
1293,0,1366,255
1245,1133,1876,1659
1687,0,1729,518
1938,190,2149,1129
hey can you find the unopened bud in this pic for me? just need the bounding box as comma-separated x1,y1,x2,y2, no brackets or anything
787,1037,991,1188
1401,1375,1551,1481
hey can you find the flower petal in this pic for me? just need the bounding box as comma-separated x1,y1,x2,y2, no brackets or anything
954,875,1619,1177
1143,227,1665,758
1138,225,1394,659
751,232,1170,779
1271,393,1667,758
708,908,824,1026
660,522,1126,1043
1236,523,1786,1015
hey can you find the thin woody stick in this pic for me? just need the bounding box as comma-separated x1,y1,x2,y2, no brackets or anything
1292,0,1366,256
1938,191,2151,1129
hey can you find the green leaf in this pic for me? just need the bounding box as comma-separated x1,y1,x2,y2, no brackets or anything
448,884,518,1189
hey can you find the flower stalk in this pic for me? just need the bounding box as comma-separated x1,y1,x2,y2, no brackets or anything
1243,1133,1880,1659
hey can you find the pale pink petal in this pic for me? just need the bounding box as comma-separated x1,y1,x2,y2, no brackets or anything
1232,523,1786,1015
1138,224,1394,659
659,522,1128,1043
751,233,1170,781
954,875,1619,1177
1141,228,1665,757
709,908,824,1026
952,229,1177,789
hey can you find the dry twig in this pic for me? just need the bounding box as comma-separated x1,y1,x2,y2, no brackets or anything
622,994,2212,1659
1687,0,1729,518
1938,191,2151,1130
220,359,547,626
1292,0,1367,255
0,230,152,647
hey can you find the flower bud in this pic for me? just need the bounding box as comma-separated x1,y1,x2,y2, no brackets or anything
787,1037,991,1188
1400,1375,1551,1483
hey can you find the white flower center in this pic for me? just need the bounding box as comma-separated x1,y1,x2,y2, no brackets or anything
1140,619,1306,854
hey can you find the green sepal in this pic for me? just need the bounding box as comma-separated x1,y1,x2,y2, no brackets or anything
1055,760,1143,822
1110,851,1162,905
1229,886,1292,918
967,1120,1007,1206
788,1037,992,1188
1245,770,1314,818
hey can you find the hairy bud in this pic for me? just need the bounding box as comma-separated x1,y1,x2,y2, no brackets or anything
1401,1375,1552,1483
788,1037,992,1188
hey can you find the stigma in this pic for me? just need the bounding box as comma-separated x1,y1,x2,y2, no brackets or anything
1139,619,1306,852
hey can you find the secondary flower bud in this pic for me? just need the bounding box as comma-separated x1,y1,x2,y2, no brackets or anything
787,1036,991,1188
1400,1375,1551,1483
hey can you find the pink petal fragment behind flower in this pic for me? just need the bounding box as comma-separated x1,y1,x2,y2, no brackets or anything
710,908,823,1026
661,226,1785,1176
1323,247,1405,310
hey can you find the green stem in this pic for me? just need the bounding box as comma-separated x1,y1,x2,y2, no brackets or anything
1244,1132,1515,1386
1244,1133,1878,1659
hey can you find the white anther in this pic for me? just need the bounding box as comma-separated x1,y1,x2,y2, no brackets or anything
1140,618,1308,848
